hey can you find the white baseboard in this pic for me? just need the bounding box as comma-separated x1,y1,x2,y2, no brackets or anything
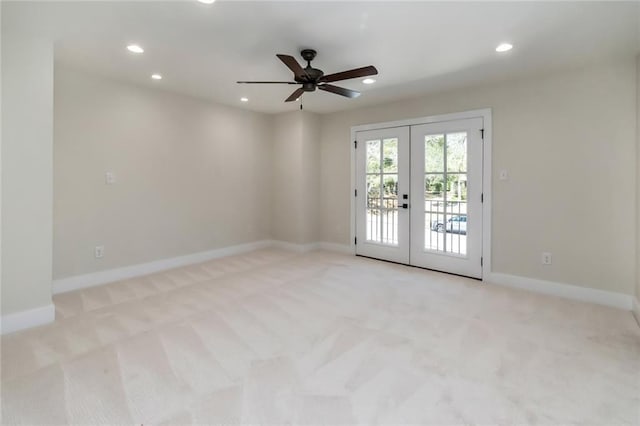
317,242,353,255
52,239,353,295
270,240,319,253
486,272,633,310
1,303,55,335
9,241,638,334
270,240,352,255
53,240,273,295
51,238,634,317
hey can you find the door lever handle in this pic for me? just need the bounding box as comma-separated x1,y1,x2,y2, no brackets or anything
399,203,408,209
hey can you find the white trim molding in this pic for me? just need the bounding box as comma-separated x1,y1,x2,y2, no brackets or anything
1,303,55,335
267,241,351,254
53,240,273,294
317,242,352,254
8,240,636,335
270,240,319,253
4,239,347,335
52,239,351,295
486,272,633,311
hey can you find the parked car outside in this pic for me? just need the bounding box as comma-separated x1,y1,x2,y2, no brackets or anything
431,215,467,234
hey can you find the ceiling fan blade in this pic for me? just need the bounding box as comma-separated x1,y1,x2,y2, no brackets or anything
320,65,378,83
285,87,305,102
237,81,298,84
276,54,307,79
318,84,360,98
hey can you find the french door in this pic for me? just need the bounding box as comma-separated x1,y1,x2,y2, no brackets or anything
355,117,484,278
355,127,410,264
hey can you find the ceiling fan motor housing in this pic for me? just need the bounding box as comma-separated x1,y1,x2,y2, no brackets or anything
296,49,324,88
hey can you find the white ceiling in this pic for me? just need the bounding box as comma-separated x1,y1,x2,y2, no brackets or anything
4,1,639,114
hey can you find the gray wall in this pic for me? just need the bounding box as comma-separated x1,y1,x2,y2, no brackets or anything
1,32,54,315
271,111,321,245
54,67,273,279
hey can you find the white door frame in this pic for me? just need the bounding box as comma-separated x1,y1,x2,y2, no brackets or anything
350,108,492,279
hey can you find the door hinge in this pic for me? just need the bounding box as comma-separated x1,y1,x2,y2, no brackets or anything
355,189,358,197
481,256,483,266
480,129,484,139
481,193,484,203
354,237,357,245
354,140,357,149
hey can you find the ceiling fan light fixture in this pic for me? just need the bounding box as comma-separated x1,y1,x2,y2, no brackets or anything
362,78,376,84
495,43,513,53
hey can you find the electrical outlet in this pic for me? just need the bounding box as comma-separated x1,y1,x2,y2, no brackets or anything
541,252,552,265
105,172,115,185
95,245,105,259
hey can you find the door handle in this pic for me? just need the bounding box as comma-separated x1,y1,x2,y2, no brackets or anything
399,203,408,209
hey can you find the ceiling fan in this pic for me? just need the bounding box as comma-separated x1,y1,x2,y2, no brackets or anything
237,49,378,103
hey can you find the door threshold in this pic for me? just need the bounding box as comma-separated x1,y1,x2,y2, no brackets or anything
355,254,482,281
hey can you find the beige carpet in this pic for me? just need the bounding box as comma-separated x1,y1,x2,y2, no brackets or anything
2,249,639,424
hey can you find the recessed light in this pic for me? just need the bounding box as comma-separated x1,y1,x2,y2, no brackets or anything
127,44,144,54
495,43,513,53
362,78,376,84
240,97,249,102
197,0,215,3
151,74,162,80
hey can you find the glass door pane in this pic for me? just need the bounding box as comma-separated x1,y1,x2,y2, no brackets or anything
365,138,399,245
423,132,468,256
